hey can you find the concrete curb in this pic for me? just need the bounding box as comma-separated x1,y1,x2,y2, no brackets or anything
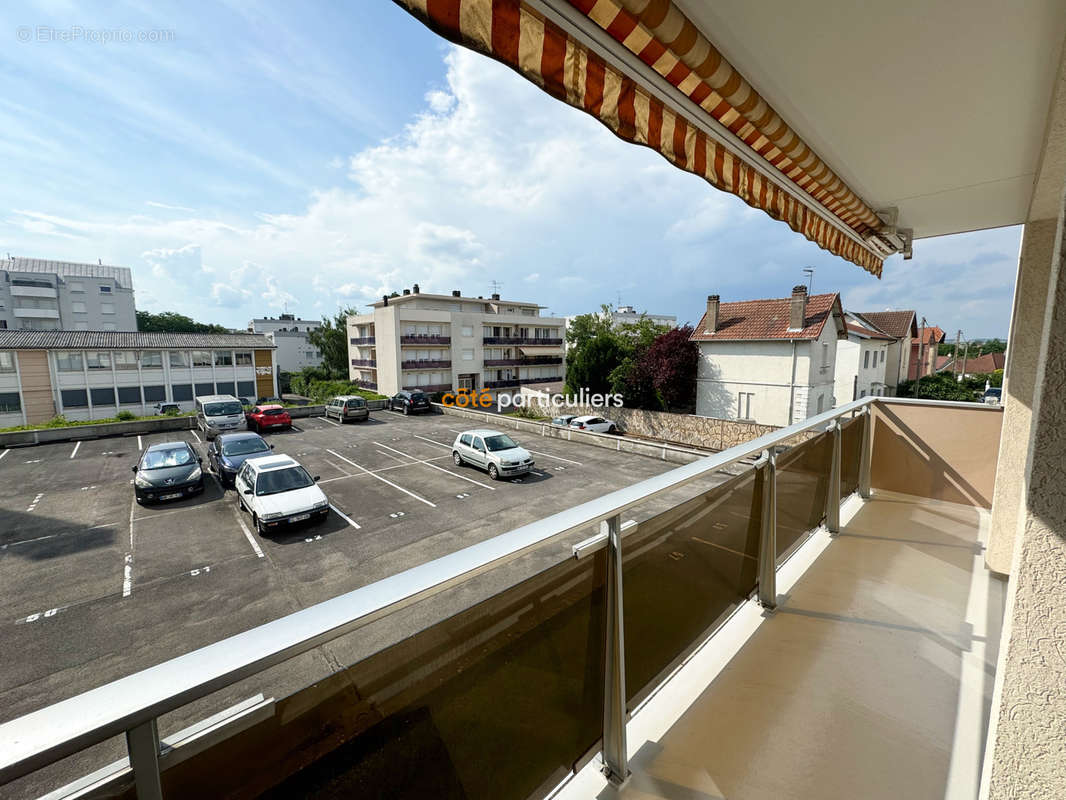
433,404,712,465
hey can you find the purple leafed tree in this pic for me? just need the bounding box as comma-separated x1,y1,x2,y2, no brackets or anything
641,325,699,412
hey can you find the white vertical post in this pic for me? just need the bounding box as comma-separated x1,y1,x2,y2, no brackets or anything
858,405,873,499
756,450,777,609
826,420,841,533
126,718,163,800
601,513,628,785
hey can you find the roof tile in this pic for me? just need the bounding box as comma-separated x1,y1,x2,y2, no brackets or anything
855,310,916,339
690,292,842,341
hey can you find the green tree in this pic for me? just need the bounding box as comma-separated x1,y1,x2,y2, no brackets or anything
136,310,228,333
566,332,629,394
307,308,358,379
897,373,975,401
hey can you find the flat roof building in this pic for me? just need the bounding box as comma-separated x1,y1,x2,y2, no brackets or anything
347,286,565,396
248,314,324,373
0,330,277,427
0,257,137,332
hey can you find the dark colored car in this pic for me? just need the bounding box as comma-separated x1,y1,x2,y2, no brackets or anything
207,432,274,486
246,404,292,433
132,441,205,504
389,390,431,415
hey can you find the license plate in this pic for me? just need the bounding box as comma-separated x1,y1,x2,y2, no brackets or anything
271,423,284,427
160,493,182,500
290,513,310,522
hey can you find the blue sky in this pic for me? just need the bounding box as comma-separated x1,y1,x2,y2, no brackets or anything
1,1,1020,336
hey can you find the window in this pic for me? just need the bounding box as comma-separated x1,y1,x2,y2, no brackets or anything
194,382,214,396
214,351,233,366
0,392,20,413
236,380,256,398
881,350,886,364
71,301,87,314
817,395,824,413
101,303,115,314
860,389,866,398
141,351,163,369
461,325,473,337
192,351,212,367
56,351,84,371
462,348,474,361
86,351,111,370
69,282,85,293
143,385,166,402
171,384,193,401
113,352,138,370
99,285,112,294
118,386,142,404
863,351,870,369
0,352,15,373
822,343,830,367
61,389,88,408
215,381,236,396
737,392,754,420
90,387,116,406
234,351,253,366
170,351,189,368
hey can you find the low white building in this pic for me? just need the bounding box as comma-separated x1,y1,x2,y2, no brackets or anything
833,312,892,404
248,314,323,373
690,286,846,427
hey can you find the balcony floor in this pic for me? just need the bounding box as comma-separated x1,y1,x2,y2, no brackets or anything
560,491,1005,800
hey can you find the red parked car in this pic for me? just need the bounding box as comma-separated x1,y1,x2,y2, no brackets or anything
245,404,292,433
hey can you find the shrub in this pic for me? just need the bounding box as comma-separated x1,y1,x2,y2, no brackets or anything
43,415,70,428
510,404,546,420
116,410,137,421
163,407,181,416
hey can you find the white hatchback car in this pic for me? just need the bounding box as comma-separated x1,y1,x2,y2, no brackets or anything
234,454,330,534
452,429,534,480
569,415,617,433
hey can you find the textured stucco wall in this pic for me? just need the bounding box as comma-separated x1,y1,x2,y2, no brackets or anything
985,202,1066,799
986,219,1057,573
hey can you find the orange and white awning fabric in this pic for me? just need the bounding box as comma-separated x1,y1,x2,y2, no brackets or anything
396,0,886,277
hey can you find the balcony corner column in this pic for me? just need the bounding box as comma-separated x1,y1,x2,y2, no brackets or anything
601,513,629,785
858,405,873,499
826,420,841,533
756,449,777,610
126,718,163,800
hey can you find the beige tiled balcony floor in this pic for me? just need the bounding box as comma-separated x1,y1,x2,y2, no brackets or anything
573,492,1006,800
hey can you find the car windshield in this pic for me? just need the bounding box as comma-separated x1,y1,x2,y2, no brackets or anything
221,438,270,457
255,466,315,496
141,446,193,469
485,434,518,452
261,408,286,416
205,401,242,416
410,393,427,401
345,399,365,408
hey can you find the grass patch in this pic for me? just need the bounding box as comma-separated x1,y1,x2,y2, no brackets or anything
0,411,194,434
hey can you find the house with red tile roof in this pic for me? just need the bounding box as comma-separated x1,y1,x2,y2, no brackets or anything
907,324,947,380
834,312,895,403
853,310,918,394
689,286,846,426
959,351,1006,376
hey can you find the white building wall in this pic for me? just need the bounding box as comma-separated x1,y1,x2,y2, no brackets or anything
695,339,805,427
834,339,861,406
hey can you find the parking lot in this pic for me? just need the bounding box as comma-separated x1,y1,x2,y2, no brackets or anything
0,409,741,743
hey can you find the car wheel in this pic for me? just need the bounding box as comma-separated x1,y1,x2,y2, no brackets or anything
253,513,266,535
488,464,499,481
403,405,409,415
608,424,616,433
453,451,463,466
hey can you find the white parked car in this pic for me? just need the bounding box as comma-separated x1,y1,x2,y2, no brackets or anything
569,415,617,433
234,454,330,534
452,429,534,480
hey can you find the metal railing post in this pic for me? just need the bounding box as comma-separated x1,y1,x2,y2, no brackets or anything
826,420,841,533
601,513,628,785
755,450,777,610
858,405,873,499
126,718,163,800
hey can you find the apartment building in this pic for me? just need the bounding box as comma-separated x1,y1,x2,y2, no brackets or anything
0,257,137,331
690,286,846,426
248,313,323,372
346,286,565,396
833,311,892,403
0,330,277,426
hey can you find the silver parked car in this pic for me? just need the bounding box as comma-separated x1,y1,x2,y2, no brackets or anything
324,395,370,423
451,429,534,480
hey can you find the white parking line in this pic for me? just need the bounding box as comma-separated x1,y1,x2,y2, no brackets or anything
374,441,496,491
326,449,437,507
137,435,143,450
0,449,8,462
375,449,409,464
70,441,81,459
190,430,202,443
231,506,265,558
412,434,451,449
122,553,132,597
290,424,302,433
523,448,583,466
329,503,361,529
320,416,341,426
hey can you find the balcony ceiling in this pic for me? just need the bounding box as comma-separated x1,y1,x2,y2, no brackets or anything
673,0,1066,238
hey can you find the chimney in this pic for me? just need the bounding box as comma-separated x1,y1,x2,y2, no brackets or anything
789,285,808,330
705,295,720,333
412,283,420,294
491,293,500,300
451,290,461,297
383,295,389,306
402,288,410,295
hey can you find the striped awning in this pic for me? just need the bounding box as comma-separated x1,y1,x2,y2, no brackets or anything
396,0,887,276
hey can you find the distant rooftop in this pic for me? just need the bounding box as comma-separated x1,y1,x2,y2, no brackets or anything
0,330,273,350
691,292,843,342
369,289,545,309
3,256,133,290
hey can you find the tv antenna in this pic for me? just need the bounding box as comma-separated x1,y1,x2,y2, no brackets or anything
802,267,815,294
490,279,504,295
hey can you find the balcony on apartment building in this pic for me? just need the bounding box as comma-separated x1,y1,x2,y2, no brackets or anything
349,359,377,368
400,334,451,345
349,336,376,346
483,355,563,367
0,398,1006,800
485,375,564,388
401,359,452,370
401,383,451,393
9,285,58,299
482,336,563,346
352,379,377,390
